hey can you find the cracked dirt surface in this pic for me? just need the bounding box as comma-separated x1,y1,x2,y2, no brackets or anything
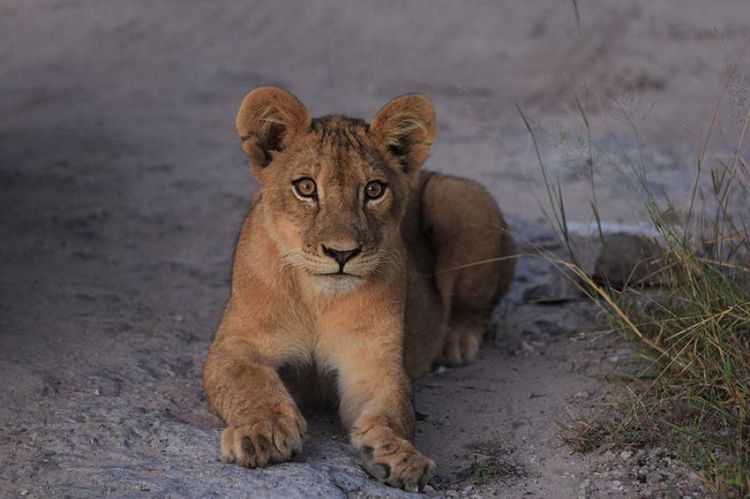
1,1,747,497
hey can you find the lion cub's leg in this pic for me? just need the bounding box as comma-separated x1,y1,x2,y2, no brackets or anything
421,174,515,365
203,312,307,468
332,337,435,492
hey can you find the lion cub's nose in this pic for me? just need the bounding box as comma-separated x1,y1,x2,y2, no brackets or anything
322,244,362,268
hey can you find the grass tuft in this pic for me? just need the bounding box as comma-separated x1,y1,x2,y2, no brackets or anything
519,69,750,498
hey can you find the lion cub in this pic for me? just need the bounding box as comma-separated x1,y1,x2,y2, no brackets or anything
203,87,514,491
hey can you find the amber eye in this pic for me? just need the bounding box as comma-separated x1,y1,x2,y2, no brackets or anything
365,181,387,200
293,177,317,199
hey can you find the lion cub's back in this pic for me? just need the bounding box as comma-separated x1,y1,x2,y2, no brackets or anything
401,171,515,377
400,172,445,377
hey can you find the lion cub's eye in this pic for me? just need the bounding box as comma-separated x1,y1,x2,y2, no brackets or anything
365,181,387,200
292,177,317,199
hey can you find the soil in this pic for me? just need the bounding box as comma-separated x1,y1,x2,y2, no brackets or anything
2,1,747,497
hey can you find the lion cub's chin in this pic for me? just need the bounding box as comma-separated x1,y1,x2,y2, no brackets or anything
308,274,366,294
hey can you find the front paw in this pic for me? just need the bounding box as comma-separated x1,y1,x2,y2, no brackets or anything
220,401,307,468
360,436,435,492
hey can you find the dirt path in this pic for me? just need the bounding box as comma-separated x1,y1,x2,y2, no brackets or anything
415,256,606,498
1,1,746,497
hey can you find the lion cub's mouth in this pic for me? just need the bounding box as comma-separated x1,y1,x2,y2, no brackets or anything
310,272,366,294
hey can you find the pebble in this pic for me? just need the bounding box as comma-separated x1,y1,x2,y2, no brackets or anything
572,390,590,401
646,471,664,485
578,478,590,499
607,348,634,363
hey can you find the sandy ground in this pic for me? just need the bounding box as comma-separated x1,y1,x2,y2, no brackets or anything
1,1,749,497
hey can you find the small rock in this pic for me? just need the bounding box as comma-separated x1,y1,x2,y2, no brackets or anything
646,471,664,485
620,450,633,460
520,264,581,304
607,348,634,363
593,233,663,286
519,340,545,356
578,478,590,492
573,390,590,401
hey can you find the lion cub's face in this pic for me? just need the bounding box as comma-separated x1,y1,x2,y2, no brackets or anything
255,117,409,293
235,87,436,293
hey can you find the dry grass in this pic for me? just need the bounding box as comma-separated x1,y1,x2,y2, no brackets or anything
518,57,750,495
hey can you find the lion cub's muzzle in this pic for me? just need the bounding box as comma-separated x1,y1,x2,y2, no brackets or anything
321,244,362,273
307,239,376,294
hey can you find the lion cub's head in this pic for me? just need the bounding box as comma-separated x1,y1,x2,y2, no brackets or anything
235,86,436,293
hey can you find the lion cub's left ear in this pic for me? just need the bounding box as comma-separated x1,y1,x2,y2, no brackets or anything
370,94,436,172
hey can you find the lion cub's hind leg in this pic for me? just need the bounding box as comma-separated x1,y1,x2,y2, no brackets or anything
444,311,487,366
420,174,515,366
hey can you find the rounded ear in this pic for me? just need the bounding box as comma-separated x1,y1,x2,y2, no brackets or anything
370,94,436,172
235,86,311,168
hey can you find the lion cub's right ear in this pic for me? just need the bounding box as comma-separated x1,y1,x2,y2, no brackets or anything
235,86,311,169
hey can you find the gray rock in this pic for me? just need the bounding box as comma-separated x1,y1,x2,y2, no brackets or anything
593,233,663,286
520,269,582,304
516,224,665,300
646,470,665,485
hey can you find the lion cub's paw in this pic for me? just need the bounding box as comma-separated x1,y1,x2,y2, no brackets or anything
360,437,436,492
220,402,307,467
441,331,481,366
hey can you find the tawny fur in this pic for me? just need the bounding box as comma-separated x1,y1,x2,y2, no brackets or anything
203,86,515,492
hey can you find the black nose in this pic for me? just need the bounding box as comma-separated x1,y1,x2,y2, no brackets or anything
322,245,362,268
